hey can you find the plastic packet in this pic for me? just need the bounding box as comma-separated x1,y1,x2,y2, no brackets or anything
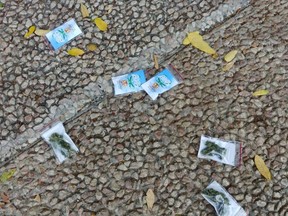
41,121,79,163
202,180,247,216
112,69,146,95
141,64,183,100
197,135,242,166
45,19,82,50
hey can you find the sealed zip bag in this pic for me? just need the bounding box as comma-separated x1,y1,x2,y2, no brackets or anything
202,180,247,216
45,19,82,50
41,121,79,163
112,69,146,95
141,65,183,100
197,135,242,166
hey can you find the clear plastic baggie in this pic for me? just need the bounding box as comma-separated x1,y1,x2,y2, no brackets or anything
41,121,79,163
141,64,183,100
202,180,247,216
197,135,243,166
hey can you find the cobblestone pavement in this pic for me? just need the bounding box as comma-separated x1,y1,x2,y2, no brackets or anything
1,0,288,215
0,0,249,162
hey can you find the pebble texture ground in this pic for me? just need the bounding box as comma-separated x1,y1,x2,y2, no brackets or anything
1,0,244,162
0,0,288,215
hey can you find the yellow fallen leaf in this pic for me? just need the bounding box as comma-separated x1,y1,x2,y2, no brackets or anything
224,50,238,62
34,29,50,36
254,155,272,180
94,18,108,31
252,89,269,96
146,189,155,210
34,194,41,202
0,169,16,183
154,54,159,69
186,32,216,55
80,3,89,18
212,53,218,59
24,25,36,38
182,37,190,45
67,48,85,56
222,61,235,72
87,43,97,51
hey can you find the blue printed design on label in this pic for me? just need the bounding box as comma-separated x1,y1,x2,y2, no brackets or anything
151,74,172,91
46,19,82,50
119,73,142,89
141,68,179,100
113,70,146,95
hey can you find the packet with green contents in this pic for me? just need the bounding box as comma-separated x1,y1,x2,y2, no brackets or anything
202,180,247,216
41,121,79,163
197,135,242,166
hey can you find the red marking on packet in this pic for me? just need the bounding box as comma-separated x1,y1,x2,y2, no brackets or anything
37,118,60,133
168,64,184,80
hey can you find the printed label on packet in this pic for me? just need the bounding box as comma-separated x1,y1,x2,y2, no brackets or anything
112,70,146,95
45,19,82,50
202,181,247,216
141,68,180,100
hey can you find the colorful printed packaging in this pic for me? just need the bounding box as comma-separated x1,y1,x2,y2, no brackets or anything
141,65,183,100
45,19,82,50
112,70,146,95
41,122,79,163
197,135,242,166
202,180,247,216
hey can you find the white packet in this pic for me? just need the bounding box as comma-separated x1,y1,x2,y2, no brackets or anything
197,135,242,166
141,64,183,100
202,180,247,216
45,19,82,50
112,69,146,95
41,121,79,163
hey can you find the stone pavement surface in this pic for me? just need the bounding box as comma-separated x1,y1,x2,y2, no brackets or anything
0,0,249,162
0,0,288,215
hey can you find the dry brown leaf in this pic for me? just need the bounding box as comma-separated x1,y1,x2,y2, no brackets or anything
94,18,108,31
1,193,10,203
67,48,85,56
106,5,113,14
80,3,90,18
34,29,50,36
252,89,269,96
154,54,159,69
34,194,41,202
24,25,36,38
222,61,235,72
146,189,155,210
224,50,238,62
87,43,97,51
254,155,272,180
